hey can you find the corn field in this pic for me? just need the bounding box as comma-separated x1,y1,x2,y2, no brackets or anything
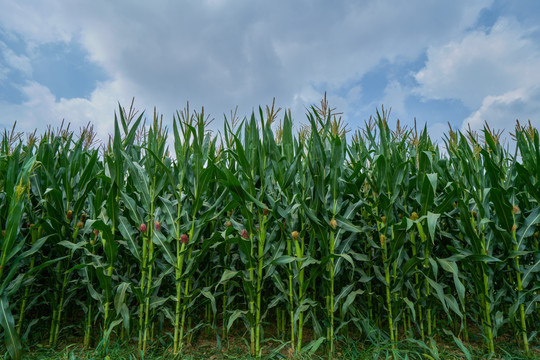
0,100,538,359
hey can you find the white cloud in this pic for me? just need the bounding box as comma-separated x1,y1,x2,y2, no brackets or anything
0,42,32,75
0,0,75,45
462,87,540,134
380,81,409,121
415,18,540,108
1,80,134,142
0,1,493,138
414,16,540,140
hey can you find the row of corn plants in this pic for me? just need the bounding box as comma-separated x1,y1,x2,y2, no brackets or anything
0,100,538,359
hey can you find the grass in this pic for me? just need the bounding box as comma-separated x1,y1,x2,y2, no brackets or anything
16,324,540,360
17,339,539,360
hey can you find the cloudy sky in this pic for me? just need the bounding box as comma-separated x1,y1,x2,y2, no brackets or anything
0,0,539,145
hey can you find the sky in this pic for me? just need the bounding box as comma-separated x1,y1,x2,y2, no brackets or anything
0,0,539,147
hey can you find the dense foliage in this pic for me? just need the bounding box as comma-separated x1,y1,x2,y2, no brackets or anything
0,100,538,359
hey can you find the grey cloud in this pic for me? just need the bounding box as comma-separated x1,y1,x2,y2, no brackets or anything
0,0,493,136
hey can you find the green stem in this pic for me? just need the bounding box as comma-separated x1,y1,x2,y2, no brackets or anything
221,241,230,341
416,222,431,338
286,236,295,351
53,266,69,345
48,309,57,347
462,299,469,342
382,235,395,345
17,227,38,335
84,240,97,347
173,239,186,354
142,188,156,353
102,264,114,346
53,227,79,345
411,231,425,341
249,231,255,357
511,211,530,356
480,226,494,354
482,267,494,353
515,258,529,356
49,256,62,347
178,221,195,355
329,230,335,358
255,215,267,357
138,230,149,351
296,235,305,353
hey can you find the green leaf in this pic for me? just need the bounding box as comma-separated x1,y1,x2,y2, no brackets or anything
217,269,240,287
437,258,465,304
201,289,217,315
426,276,448,313
334,284,353,309
444,330,472,360
227,310,248,331
517,207,540,249
419,173,437,216
153,231,176,267
114,282,130,314
118,216,141,261
300,337,326,356
341,289,364,316
522,256,540,289
403,297,416,321
335,215,368,234
272,255,297,266
0,295,21,360
19,235,51,258
426,211,440,242
490,188,513,232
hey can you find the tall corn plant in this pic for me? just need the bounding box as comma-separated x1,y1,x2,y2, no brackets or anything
364,110,411,348
130,112,169,352
0,144,36,360
166,107,225,355
217,110,274,357
486,123,540,356
446,130,499,354
514,123,540,348
88,103,144,353
301,103,350,358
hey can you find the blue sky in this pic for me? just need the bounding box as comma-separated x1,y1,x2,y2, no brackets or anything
1,0,539,145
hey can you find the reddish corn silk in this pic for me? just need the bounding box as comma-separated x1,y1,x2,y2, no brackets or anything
180,234,189,244
77,221,84,229
66,210,73,220
93,229,99,237
155,221,161,232
241,229,249,239
140,223,147,233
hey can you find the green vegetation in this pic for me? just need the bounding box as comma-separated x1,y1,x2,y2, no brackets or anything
0,98,538,359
